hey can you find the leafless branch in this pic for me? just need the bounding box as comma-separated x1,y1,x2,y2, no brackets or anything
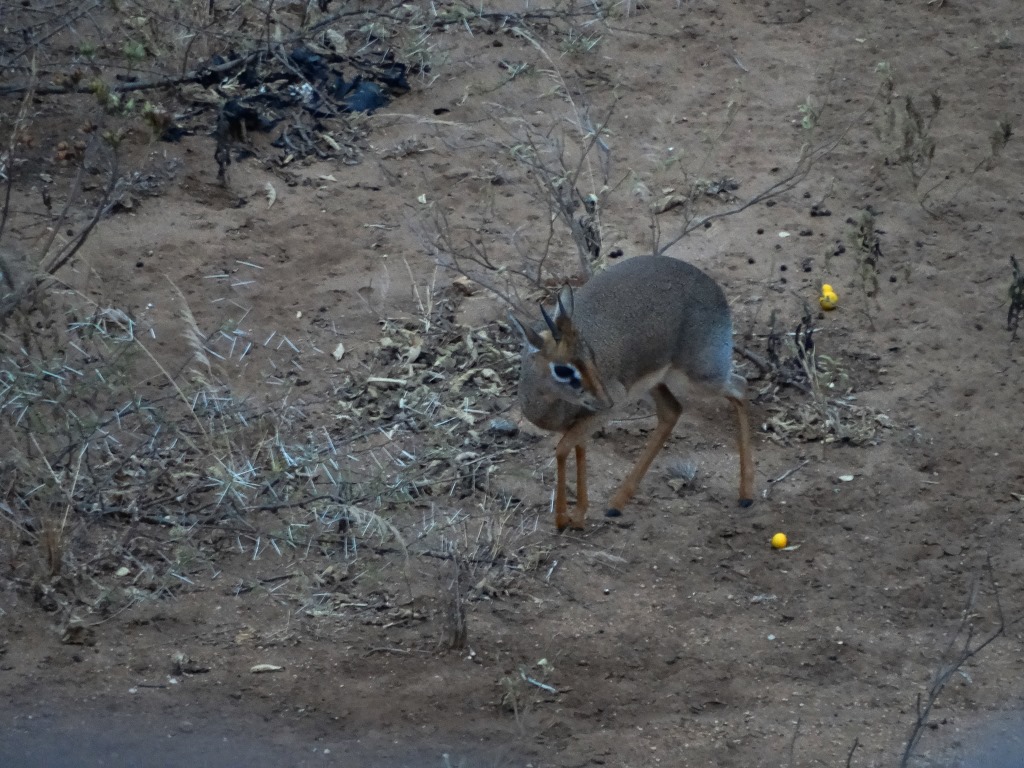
1,132,122,324
1,0,104,68
419,207,531,312
844,737,859,768
0,51,264,96
655,69,894,257
899,554,1008,768
0,57,38,253
653,146,815,256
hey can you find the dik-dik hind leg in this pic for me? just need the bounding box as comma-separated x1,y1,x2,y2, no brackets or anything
607,384,682,517
554,418,597,531
726,395,755,506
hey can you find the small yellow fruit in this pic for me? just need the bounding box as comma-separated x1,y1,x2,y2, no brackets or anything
771,532,788,549
819,284,838,311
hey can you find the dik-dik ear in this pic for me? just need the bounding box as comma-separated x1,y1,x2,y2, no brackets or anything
508,313,544,352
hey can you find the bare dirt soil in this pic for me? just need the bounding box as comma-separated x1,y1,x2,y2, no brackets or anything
2,2,1024,767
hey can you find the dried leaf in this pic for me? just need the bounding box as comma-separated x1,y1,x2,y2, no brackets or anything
650,193,686,214
405,335,423,364
325,29,348,53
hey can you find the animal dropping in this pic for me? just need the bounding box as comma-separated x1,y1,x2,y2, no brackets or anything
510,254,755,531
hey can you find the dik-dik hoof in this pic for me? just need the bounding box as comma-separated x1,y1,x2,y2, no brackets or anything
556,515,586,532
739,497,753,508
605,508,622,517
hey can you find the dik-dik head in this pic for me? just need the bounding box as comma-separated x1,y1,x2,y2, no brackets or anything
509,285,613,427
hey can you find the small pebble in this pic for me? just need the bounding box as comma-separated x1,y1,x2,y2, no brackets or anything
488,418,519,436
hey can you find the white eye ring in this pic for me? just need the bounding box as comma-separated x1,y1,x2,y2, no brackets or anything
549,362,580,386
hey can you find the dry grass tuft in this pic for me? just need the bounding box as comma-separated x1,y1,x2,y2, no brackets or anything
746,310,893,446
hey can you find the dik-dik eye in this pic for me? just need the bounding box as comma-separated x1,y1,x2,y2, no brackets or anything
549,362,582,389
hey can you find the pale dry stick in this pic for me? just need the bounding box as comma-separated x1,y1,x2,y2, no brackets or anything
520,671,558,694
402,255,438,333
81,594,146,627
368,113,462,129
725,49,749,73
763,459,810,500
568,104,615,188
363,647,421,657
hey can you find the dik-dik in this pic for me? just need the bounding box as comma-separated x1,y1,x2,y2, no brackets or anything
510,254,755,531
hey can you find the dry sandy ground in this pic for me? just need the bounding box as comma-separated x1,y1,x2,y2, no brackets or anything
2,1,1024,766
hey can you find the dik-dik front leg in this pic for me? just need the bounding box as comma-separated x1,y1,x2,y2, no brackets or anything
554,416,598,530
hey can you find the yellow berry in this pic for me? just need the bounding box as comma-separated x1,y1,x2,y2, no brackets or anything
771,532,788,549
819,286,838,311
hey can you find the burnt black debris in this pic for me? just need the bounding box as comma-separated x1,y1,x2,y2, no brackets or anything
196,45,414,175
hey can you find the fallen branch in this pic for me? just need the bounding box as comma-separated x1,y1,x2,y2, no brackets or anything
0,52,263,96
